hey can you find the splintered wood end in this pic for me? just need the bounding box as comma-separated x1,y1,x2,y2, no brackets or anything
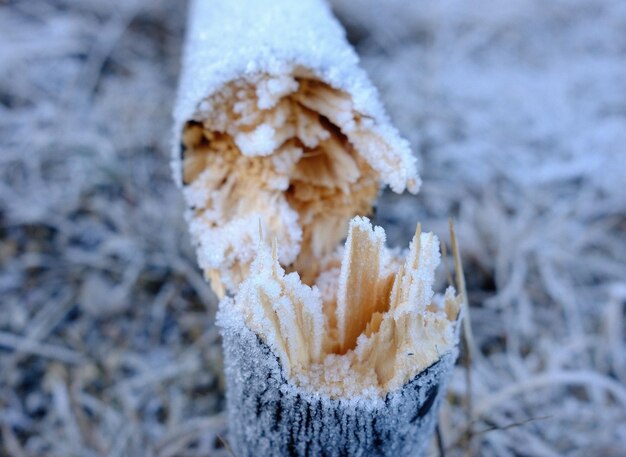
181,70,456,398
181,73,382,296
232,217,462,398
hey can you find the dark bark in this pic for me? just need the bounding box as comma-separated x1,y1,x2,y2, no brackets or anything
220,310,458,457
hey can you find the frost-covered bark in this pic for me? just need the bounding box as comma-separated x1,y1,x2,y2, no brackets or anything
219,306,458,457
172,0,419,297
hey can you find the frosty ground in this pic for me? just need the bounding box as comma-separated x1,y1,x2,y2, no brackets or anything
1,0,625,456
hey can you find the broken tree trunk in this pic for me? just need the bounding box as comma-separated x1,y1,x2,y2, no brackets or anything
220,308,458,457
172,0,462,455
216,218,462,457
172,0,418,297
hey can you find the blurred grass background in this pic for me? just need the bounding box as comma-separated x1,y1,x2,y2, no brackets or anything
1,0,625,455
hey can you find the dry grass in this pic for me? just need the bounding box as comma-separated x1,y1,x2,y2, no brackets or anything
1,0,625,456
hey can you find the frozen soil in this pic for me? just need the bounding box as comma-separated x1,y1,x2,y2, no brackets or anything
1,0,625,456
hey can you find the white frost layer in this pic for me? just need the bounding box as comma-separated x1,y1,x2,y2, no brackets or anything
172,0,419,194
